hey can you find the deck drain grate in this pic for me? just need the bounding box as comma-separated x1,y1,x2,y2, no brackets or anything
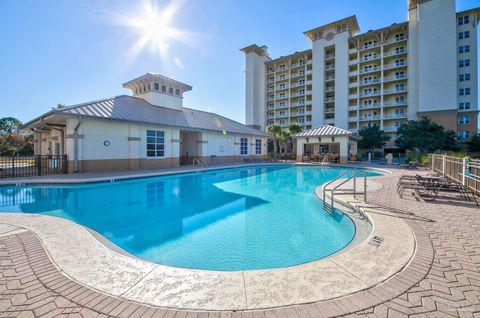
369,235,384,247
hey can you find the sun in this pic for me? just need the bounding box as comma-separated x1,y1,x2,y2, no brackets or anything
114,0,193,64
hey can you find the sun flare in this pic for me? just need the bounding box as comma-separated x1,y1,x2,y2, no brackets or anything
114,0,193,65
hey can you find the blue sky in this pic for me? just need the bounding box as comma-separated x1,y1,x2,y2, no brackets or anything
0,0,478,124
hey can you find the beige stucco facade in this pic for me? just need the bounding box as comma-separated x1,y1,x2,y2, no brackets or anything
33,118,268,173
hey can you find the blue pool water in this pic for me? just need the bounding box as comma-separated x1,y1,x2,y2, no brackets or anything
0,165,379,271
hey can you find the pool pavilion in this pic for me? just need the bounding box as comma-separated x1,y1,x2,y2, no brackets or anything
294,125,360,163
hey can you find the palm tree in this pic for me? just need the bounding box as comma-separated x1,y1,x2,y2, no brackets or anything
287,123,303,154
277,130,290,158
266,125,283,159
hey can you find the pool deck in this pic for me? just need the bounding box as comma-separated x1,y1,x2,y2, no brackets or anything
0,164,479,317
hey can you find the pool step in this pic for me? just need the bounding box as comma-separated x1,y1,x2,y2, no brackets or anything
324,202,334,214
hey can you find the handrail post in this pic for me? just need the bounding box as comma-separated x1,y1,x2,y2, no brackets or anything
364,172,367,202
353,170,357,200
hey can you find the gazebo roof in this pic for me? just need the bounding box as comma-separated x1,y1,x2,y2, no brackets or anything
295,125,359,139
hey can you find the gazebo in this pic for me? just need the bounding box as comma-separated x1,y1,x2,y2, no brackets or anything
294,125,360,164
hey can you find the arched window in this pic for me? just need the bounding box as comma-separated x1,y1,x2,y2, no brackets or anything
154,83,159,90
169,87,173,94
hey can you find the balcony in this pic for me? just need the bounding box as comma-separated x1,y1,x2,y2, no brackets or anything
325,118,335,125
291,72,305,78
359,103,380,110
349,59,359,65
276,85,289,91
325,97,335,103
325,86,335,93
325,64,335,71
292,82,305,88
276,94,289,100
384,88,407,95
326,75,335,81
384,49,408,57
348,117,358,122
359,79,381,86
291,92,305,97
359,66,380,74
384,100,407,107
349,94,359,99
274,104,288,110
275,113,289,118
305,80,312,85
349,105,359,111
359,91,380,98
290,112,306,117
360,55,380,63
325,108,335,114
384,37,407,45
359,43,380,51
383,62,408,70
383,76,407,83
383,113,407,119
349,82,358,88
325,53,335,60
359,115,381,121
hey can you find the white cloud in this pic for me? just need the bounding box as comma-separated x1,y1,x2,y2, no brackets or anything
174,57,184,69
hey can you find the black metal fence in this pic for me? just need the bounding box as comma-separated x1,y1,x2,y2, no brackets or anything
0,155,68,178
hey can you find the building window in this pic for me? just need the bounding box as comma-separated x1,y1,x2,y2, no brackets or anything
459,59,470,67
169,87,173,94
459,116,470,124
459,102,471,110
465,88,471,95
458,131,470,139
154,83,159,90
395,33,404,41
459,88,464,96
458,16,469,25
162,85,166,92
240,138,248,155
146,130,165,157
459,31,470,39
255,139,262,154
459,46,464,54
175,89,180,96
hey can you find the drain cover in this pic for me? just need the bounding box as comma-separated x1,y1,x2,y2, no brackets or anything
369,235,384,247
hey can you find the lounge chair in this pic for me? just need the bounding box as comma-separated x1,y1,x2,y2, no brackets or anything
397,175,479,205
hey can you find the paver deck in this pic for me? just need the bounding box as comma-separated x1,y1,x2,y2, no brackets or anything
0,170,479,317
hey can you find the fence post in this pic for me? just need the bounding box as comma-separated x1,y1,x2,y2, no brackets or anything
442,154,446,176
431,155,435,171
462,157,467,186
36,156,42,176
11,156,15,178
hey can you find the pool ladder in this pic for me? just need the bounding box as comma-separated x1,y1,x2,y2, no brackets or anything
193,157,207,168
322,169,367,214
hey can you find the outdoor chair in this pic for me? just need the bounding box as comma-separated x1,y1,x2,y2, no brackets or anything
397,174,479,206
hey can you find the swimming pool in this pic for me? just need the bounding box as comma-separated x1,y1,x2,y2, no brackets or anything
0,165,380,271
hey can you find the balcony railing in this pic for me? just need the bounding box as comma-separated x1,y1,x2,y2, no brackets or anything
359,91,380,98
384,49,408,57
383,62,408,70
383,37,406,45
359,104,380,110
384,88,407,94
359,115,381,121
359,66,380,74
383,76,407,82
383,113,407,119
384,100,407,107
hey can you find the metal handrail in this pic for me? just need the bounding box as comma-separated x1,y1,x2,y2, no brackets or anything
322,169,368,217
193,157,207,168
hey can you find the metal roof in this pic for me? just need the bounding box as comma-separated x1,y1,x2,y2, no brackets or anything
295,125,356,137
24,95,267,137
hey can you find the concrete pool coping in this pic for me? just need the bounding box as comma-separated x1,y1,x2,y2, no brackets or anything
0,166,420,311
